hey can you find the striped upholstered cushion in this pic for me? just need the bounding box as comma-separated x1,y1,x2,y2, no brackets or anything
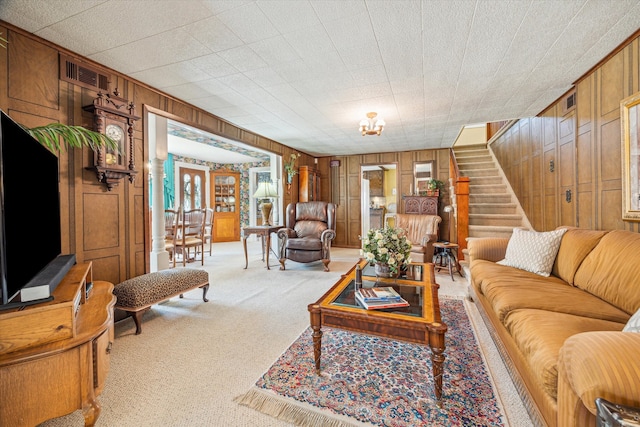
558,331,640,414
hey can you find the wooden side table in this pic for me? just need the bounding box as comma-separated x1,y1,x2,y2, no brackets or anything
433,242,464,281
242,225,281,270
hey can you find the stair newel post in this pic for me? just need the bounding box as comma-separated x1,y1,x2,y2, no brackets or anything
450,149,469,262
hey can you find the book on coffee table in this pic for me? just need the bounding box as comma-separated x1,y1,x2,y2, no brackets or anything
356,287,403,302
355,290,409,310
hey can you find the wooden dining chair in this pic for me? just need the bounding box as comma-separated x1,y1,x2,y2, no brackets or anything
203,207,214,256
174,207,206,267
164,207,180,265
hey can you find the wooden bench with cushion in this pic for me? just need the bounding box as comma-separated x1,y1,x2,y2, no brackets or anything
113,268,209,334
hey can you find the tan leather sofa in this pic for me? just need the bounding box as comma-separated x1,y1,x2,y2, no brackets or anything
467,228,640,427
394,214,441,263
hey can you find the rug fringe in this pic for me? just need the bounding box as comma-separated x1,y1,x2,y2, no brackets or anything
234,387,364,427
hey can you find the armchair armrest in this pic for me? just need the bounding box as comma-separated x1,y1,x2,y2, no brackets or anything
277,228,296,258
558,331,640,424
466,237,510,263
277,228,296,239
320,228,336,243
420,233,438,246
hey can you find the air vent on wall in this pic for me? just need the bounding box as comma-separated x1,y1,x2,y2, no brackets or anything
59,54,111,91
560,91,576,116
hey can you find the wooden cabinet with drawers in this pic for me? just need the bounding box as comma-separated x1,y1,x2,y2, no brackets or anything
403,195,438,215
0,263,116,427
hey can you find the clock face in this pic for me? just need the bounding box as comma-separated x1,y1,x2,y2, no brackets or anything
106,124,124,143
105,124,124,166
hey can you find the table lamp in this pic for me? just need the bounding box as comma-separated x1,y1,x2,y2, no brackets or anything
253,181,278,226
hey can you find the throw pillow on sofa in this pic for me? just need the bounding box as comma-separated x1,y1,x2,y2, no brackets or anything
497,228,567,277
623,308,640,332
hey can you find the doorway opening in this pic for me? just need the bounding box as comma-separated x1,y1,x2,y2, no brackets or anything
361,163,398,237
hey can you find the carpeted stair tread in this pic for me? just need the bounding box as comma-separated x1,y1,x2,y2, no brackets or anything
454,144,527,238
471,203,519,214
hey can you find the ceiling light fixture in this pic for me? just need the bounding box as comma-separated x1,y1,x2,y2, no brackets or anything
359,112,385,136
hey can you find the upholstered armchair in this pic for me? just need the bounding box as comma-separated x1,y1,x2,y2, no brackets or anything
277,201,337,271
394,214,442,263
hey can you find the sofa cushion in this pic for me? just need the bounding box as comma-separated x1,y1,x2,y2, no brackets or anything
471,261,630,324
497,228,567,276
504,309,624,400
574,230,640,315
551,228,608,285
623,308,640,332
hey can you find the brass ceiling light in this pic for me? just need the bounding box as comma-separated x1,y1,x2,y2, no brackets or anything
359,112,385,136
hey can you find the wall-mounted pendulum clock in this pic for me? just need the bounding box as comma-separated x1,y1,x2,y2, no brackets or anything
83,89,140,190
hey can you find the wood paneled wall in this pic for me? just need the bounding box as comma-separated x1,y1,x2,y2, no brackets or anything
491,34,640,233
330,149,450,248
0,22,317,284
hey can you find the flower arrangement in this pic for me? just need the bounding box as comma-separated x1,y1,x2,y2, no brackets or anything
361,226,412,274
284,152,300,183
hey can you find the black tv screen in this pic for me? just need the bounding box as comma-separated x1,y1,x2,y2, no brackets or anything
0,110,62,305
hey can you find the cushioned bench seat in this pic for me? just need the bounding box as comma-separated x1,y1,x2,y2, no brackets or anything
113,268,209,334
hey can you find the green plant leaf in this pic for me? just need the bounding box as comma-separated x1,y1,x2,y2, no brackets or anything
23,123,119,153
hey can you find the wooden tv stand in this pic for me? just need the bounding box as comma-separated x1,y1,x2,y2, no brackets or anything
0,262,116,427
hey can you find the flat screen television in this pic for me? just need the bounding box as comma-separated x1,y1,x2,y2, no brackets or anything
0,110,74,309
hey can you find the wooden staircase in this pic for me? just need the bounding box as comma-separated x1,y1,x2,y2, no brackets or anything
454,144,529,240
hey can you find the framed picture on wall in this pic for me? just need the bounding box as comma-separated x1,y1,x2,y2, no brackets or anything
621,91,640,221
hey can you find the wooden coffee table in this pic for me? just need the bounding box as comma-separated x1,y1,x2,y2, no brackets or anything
308,260,448,405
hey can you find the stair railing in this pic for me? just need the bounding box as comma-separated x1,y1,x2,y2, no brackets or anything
449,148,469,261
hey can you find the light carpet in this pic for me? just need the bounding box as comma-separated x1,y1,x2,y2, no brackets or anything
236,298,505,427
38,241,532,426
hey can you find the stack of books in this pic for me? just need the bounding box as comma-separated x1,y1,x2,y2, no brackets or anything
355,286,410,310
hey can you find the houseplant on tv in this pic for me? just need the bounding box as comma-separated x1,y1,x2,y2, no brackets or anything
361,226,412,277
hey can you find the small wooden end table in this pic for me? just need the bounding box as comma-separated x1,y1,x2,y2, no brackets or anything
242,225,281,270
308,260,448,405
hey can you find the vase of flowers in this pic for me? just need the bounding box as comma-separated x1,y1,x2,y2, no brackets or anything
361,226,412,276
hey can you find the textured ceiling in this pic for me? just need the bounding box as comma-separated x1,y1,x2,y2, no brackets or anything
1,0,639,158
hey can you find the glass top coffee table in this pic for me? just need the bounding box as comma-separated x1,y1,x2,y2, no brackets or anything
308,260,448,405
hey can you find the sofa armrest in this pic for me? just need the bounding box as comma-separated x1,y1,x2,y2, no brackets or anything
466,237,510,263
558,331,640,424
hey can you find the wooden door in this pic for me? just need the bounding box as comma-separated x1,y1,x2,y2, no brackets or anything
210,170,240,241
179,167,206,210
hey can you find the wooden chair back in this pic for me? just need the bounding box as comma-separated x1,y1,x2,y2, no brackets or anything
164,208,180,263
175,207,206,267
204,207,214,256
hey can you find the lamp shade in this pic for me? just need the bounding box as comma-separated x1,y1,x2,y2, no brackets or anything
253,181,278,199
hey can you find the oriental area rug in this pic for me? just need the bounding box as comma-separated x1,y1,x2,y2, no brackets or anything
235,298,507,427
